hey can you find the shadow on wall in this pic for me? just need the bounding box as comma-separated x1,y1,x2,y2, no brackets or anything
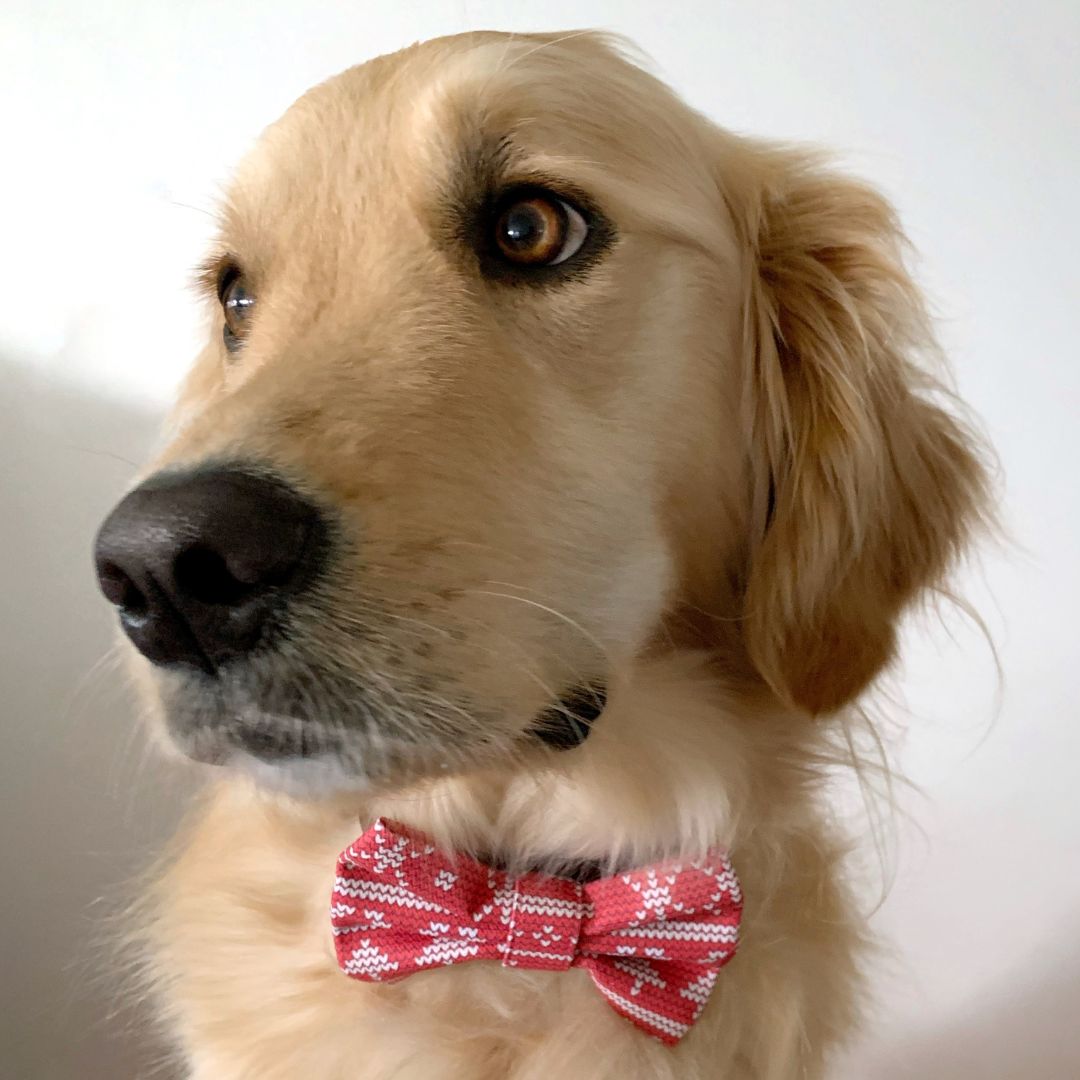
844,933,1080,1079
0,360,194,1079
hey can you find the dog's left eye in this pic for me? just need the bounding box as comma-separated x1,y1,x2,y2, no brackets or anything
491,189,589,267
218,267,256,351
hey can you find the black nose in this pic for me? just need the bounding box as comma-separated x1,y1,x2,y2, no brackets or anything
93,466,324,672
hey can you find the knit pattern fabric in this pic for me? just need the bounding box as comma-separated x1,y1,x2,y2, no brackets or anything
331,817,743,1045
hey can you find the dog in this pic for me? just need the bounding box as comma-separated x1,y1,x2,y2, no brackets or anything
93,30,989,1079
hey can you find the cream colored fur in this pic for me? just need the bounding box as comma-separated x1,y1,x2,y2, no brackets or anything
121,31,989,1079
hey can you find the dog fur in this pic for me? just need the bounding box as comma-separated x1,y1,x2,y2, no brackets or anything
119,31,988,1079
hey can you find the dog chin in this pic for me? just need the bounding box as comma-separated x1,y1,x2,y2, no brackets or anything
223,747,379,799
156,674,602,798
166,707,469,798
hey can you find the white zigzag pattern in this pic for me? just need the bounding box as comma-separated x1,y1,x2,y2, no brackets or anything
330,903,356,918
419,921,452,936
609,923,738,943
334,879,450,914
593,982,689,1040
415,941,480,966
708,869,742,902
343,939,399,980
629,869,677,922
502,947,575,964
611,957,668,991
509,896,588,918
679,972,718,1008
703,948,735,964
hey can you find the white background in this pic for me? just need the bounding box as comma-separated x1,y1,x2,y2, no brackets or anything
2,2,1078,1076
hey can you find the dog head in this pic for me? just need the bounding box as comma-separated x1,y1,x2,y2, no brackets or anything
94,32,987,795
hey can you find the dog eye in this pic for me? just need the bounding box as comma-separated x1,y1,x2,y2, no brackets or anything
219,267,256,350
492,190,588,267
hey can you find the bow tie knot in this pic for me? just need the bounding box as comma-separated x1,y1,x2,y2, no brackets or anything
331,818,742,1045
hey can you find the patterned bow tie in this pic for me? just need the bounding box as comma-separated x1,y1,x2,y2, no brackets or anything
331,818,743,1045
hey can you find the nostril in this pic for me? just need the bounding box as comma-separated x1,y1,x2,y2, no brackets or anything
98,562,149,617
94,466,326,670
174,545,255,607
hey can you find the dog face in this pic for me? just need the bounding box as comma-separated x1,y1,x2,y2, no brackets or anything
94,32,986,795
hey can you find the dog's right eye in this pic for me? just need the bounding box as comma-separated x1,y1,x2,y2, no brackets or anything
218,266,256,352
489,188,589,269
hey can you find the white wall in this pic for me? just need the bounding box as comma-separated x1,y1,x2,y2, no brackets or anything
4,2,1078,1075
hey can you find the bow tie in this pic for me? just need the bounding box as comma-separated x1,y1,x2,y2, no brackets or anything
331,818,743,1045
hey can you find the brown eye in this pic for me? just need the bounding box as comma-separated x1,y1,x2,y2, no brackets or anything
219,268,255,349
493,191,589,267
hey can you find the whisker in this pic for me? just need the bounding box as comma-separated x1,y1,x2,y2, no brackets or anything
465,587,609,661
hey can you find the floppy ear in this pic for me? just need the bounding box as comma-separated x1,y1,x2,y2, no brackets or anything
729,145,989,714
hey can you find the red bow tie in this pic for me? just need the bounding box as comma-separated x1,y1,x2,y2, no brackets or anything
331,818,743,1045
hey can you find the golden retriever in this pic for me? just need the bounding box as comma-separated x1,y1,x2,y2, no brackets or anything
93,30,989,1079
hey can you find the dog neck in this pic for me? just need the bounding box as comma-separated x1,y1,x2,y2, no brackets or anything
365,652,818,876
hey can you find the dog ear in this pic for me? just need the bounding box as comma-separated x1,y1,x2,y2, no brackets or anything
727,145,989,714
